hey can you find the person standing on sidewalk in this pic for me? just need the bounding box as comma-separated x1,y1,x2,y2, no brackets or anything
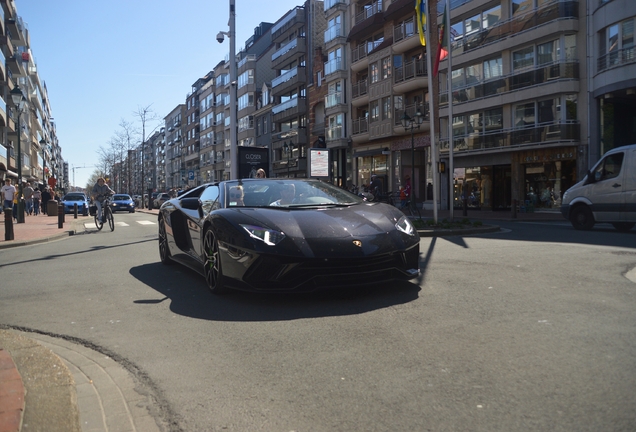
1,178,16,210
32,187,41,215
41,187,52,215
23,182,34,215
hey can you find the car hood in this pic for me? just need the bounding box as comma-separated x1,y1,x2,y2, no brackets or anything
227,204,416,257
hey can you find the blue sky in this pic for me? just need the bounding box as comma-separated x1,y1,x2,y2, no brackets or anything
17,0,305,188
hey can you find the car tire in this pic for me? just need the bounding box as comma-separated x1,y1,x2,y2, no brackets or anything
203,228,228,295
158,217,173,265
611,222,635,232
570,205,595,230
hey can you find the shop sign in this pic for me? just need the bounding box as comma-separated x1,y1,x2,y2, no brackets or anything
523,151,574,163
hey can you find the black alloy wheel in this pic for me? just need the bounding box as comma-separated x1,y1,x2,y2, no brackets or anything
203,228,228,295
570,205,595,230
158,218,173,265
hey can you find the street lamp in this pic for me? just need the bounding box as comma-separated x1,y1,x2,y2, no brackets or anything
283,141,294,178
39,138,49,187
10,85,26,223
218,0,237,180
401,104,424,215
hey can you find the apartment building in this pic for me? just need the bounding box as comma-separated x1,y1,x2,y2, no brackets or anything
318,0,350,187
348,0,432,201
165,104,185,189
199,72,216,184
0,0,61,192
270,1,326,178
588,0,636,161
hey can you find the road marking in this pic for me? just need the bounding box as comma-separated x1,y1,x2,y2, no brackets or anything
626,266,636,284
137,220,156,225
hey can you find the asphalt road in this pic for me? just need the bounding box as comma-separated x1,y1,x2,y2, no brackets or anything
1,213,635,431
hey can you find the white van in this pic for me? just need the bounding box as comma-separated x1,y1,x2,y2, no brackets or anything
561,144,636,231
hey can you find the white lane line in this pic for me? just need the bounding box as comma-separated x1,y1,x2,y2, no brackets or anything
137,220,156,225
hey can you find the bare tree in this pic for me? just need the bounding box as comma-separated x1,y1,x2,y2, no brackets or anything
133,105,161,208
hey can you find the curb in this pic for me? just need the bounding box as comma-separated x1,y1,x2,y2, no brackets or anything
0,347,26,432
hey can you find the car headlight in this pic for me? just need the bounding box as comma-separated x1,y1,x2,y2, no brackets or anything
240,224,286,246
395,215,416,236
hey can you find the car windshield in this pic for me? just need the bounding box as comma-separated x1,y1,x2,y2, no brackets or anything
224,179,363,208
113,195,130,200
64,196,85,201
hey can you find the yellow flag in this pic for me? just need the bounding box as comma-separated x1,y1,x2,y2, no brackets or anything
415,0,426,46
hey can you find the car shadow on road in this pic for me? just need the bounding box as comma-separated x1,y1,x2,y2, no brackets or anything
129,263,421,322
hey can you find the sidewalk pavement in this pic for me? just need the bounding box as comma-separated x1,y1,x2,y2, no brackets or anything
0,206,563,431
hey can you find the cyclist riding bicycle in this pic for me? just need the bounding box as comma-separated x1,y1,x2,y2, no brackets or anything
91,177,114,223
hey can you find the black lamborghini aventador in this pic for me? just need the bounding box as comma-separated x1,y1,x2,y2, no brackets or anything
158,179,420,294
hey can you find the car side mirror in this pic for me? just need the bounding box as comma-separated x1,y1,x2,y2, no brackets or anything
181,197,201,211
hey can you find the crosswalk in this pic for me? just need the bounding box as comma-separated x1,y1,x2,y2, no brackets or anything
84,219,157,229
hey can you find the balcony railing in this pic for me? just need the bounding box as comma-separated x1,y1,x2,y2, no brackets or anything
272,97,299,115
352,117,369,135
394,59,427,84
324,57,345,76
326,125,344,141
272,38,298,62
324,24,344,44
452,0,578,56
272,67,298,88
352,79,368,99
440,61,579,105
438,122,580,153
324,0,346,11
393,18,415,43
597,47,636,72
354,0,383,26
325,91,343,108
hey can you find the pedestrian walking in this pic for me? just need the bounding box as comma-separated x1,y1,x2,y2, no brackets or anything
32,188,41,215
23,182,34,215
1,178,16,210
41,187,52,215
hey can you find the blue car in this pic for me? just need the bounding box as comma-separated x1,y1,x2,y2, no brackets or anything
61,193,89,216
110,194,135,213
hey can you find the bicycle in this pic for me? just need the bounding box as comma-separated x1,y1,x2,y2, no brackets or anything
93,195,115,231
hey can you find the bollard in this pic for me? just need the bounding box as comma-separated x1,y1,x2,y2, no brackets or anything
74,203,78,219
4,208,14,241
58,203,64,228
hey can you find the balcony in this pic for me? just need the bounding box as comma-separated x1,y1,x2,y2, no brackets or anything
451,0,578,57
438,122,580,154
597,46,636,72
6,51,26,77
393,59,428,94
271,66,306,96
271,7,306,44
324,57,345,77
271,37,306,70
392,18,420,54
6,15,26,46
354,0,383,26
324,24,346,49
324,0,347,13
272,97,307,123
237,54,256,74
440,61,579,107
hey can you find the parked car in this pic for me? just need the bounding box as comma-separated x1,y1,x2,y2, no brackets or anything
153,193,171,208
561,143,636,232
110,194,135,213
61,193,89,216
158,179,420,294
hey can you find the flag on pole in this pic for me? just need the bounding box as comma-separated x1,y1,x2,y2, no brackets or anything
415,0,426,46
433,4,449,76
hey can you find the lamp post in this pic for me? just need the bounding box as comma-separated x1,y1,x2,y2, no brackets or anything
283,141,294,178
39,138,48,186
401,104,424,215
10,85,26,223
217,0,237,180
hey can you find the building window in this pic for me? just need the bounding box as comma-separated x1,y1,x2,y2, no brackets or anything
370,100,379,122
370,63,379,83
382,57,391,80
513,46,535,70
382,97,391,120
